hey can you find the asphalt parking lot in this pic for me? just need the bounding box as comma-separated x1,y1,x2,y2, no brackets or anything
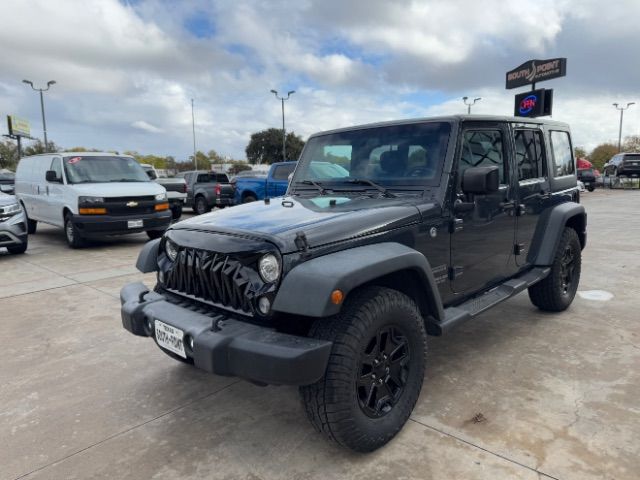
1,191,639,480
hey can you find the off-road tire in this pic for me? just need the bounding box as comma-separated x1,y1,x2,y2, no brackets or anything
300,286,427,452
194,196,210,215
64,214,86,249
7,240,28,254
528,227,581,312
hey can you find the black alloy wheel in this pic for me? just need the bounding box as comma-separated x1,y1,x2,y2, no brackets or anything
357,325,410,418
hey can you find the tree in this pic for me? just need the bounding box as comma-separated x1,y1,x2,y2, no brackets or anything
245,128,305,164
622,135,640,152
589,143,618,171
207,149,225,164
0,140,19,169
574,146,587,160
23,139,59,156
227,160,252,175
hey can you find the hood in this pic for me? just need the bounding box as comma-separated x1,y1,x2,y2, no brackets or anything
69,182,165,197
174,195,425,253
0,192,18,206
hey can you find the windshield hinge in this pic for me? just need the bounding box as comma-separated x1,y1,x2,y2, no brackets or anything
295,231,311,258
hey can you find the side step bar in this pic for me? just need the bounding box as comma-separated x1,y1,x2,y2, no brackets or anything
434,267,550,335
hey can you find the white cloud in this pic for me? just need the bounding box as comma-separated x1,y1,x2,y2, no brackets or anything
131,120,163,133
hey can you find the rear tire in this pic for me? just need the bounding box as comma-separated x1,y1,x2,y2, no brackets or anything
194,196,210,215
587,184,595,192
300,286,427,452
64,214,85,249
243,195,257,203
528,227,581,312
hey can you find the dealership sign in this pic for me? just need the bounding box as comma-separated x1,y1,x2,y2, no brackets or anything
7,115,30,137
505,58,567,89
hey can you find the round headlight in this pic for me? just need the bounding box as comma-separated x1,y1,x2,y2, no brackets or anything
165,239,178,262
258,253,280,283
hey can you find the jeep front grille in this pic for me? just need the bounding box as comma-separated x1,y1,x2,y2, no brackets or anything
163,248,255,314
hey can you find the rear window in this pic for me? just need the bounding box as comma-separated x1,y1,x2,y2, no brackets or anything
549,131,575,177
623,154,640,161
272,164,296,180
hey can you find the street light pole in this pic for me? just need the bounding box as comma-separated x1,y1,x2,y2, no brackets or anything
191,98,197,170
22,79,56,152
271,89,295,161
462,96,482,114
613,102,635,152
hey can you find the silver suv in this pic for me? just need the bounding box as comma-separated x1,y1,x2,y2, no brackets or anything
0,193,28,254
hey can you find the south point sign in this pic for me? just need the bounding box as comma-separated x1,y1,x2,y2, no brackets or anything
505,58,567,90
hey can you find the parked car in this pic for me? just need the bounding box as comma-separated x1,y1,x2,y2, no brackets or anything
181,170,234,215
140,164,187,220
15,152,172,248
121,115,586,452
232,161,296,203
0,192,28,254
603,152,640,178
0,171,15,194
577,167,596,191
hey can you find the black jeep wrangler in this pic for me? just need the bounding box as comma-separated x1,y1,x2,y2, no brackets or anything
121,115,586,452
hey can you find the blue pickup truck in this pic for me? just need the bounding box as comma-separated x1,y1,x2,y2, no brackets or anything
232,161,297,203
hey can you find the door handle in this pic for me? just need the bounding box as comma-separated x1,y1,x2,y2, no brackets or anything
500,200,515,210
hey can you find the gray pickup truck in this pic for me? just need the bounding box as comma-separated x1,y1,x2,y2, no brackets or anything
180,170,235,215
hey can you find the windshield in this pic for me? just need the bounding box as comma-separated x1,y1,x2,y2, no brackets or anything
63,156,150,184
292,122,451,191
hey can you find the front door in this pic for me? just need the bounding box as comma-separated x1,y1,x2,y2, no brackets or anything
44,157,66,227
450,125,518,294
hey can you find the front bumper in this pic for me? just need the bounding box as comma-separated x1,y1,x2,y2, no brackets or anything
0,212,28,247
120,282,331,386
71,211,171,238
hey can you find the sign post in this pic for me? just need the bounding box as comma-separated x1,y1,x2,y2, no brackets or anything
506,58,566,118
4,115,32,158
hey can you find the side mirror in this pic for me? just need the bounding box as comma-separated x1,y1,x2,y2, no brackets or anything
45,170,60,183
462,166,499,194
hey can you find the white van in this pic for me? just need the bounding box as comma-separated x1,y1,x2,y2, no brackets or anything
15,152,172,248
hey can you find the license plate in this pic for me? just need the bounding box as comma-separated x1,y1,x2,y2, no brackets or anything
154,320,186,358
128,219,143,229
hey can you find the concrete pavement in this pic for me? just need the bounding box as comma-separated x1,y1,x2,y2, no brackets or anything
1,191,639,480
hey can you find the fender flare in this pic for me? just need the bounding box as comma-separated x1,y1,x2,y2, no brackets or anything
529,202,587,266
136,238,161,273
272,242,444,320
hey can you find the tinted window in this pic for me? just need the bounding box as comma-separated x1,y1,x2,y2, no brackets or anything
215,174,229,183
49,158,63,182
514,129,546,180
272,164,296,180
197,174,211,183
459,130,506,184
294,122,451,186
550,131,575,177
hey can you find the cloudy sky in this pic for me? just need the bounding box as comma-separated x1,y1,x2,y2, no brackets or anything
1,0,639,160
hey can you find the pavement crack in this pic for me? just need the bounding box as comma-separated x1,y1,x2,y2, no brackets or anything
409,418,562,480
13,380,241,480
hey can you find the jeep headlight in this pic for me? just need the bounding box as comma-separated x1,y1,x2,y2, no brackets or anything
165,238,179,262
78,196,104,204
155,192,167,201
258,253,280,283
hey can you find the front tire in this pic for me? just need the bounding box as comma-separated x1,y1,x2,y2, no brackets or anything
7,240,28,254
170,203,183,220
300,287,427,452
64,214,85,248
146,229,165,240
528,227,581,312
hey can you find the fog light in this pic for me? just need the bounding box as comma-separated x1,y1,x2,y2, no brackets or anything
258,296,271,315
188,336,194,349
145,318,153,335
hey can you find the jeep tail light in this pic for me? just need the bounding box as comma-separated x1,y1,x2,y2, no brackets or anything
182,183,187,193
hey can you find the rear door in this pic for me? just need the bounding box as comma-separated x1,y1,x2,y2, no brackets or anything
450,124,518,294
267,163,295,197
512,127,549,266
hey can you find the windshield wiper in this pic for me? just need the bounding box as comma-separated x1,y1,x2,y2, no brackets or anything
295,180,326,194
341,178,396,198
109,179,146,182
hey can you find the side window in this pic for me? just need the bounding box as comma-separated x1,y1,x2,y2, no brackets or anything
272,164,294,180
459,130,506,186
550,131,575,177
197,173,211,183
514,129,546,180
49,158,63,182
